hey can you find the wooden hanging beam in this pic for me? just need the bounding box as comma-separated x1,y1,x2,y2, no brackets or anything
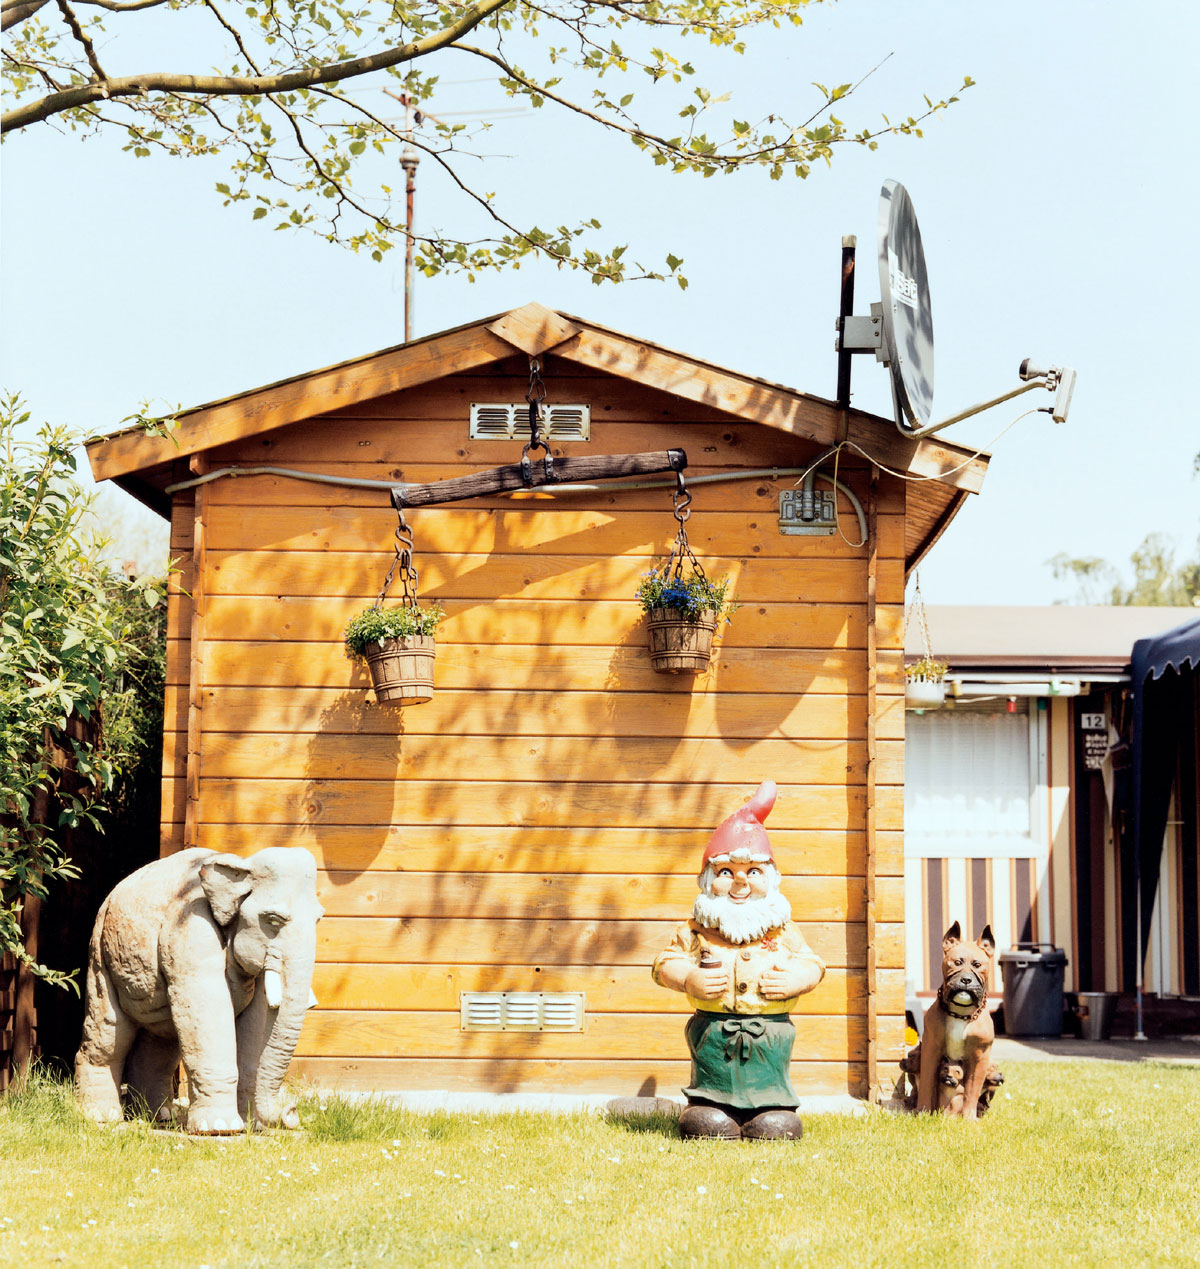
392,449,687,510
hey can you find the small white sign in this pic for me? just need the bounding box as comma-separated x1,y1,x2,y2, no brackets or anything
887,249,920,309
1080,712,1106,731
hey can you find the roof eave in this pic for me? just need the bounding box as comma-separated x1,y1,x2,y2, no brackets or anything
86,302,989,521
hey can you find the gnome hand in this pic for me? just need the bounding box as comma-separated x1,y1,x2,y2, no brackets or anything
685,966,729,1000
760,963,808,1000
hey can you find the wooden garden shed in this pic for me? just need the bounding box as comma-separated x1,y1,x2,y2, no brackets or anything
85,302,989,1101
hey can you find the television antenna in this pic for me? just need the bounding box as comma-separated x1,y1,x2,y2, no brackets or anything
382,89,430,345
381,90,531,344
835,179,1076,437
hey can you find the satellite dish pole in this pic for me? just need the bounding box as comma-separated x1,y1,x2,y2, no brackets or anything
835,235,857,412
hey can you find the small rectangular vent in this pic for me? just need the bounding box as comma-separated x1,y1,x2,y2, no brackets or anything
469,403,590,441
460,991,586,1032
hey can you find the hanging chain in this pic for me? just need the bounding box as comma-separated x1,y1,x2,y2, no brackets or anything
903,569,935,663
521,355,554,484
525,356,548,451
657,469,707,583
374,507,420,610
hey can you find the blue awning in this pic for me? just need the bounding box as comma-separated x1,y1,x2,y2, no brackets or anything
1132,615,1200,683
1130,614,1200,966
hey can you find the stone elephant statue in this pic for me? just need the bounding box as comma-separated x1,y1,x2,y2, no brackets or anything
75,846,324,1135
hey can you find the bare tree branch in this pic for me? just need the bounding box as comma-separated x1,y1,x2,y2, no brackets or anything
1,0,49,32
2,0,970,283
70,0,169,9
201,0,262,76
3,0,514,131
2,44,67,93
53,0,106,82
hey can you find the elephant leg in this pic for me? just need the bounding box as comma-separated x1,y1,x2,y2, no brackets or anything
167,979,245,1135
123,1031,181,1123
235,983,270,1126
75,958,139,1124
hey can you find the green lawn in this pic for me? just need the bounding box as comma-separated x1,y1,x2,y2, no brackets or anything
3,1060,1199,1268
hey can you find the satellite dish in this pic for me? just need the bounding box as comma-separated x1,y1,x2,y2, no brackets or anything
877,180,934,430
836,182,1074,437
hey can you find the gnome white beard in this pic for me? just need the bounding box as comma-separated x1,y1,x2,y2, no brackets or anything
692,886,792,944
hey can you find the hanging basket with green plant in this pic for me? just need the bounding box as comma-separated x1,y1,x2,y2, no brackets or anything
347,511,443,705
636,476,735,674
903,574,948,710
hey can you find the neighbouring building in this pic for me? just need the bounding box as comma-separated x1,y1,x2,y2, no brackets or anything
904,604,1200,1034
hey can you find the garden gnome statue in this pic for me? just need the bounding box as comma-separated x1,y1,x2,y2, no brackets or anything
652,780,825,1140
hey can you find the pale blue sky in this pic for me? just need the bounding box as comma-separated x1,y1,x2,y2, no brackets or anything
3,0,1196,604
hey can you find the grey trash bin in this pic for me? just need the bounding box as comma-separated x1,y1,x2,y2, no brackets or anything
999,944,1067,1037
1076,991,1118,1041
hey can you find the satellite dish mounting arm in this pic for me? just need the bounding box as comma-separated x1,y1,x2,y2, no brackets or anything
895,362,1077,439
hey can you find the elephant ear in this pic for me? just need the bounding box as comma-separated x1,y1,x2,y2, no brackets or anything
199,854,254,927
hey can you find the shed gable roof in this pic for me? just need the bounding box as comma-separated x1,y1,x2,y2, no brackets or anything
85,302,988,570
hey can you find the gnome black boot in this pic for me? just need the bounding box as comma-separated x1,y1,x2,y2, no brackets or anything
741,1108,803,1141
679,1103,742,1140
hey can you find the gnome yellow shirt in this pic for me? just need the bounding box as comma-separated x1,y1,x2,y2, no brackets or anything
652,921,825,1015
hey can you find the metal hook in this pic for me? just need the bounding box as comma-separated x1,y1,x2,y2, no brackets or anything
526,356,547,405
376,507,420,609
672,469,692,524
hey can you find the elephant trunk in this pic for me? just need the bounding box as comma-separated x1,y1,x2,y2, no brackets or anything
236,934,317,1129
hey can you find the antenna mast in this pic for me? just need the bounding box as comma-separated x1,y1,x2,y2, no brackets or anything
384,89,422,343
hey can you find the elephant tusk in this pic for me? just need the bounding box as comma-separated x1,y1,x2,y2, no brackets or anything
308,989,319,1010
264,967,283,1009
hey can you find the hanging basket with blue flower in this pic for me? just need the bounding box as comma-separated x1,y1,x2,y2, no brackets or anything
635,475,736,674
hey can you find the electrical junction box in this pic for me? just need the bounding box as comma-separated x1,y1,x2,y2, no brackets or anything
779,488,837,535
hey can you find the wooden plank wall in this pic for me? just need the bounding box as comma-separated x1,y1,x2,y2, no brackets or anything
161,356,908,1097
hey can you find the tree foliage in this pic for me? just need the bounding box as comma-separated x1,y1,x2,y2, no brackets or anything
0,397,166,989
1,0,971,283
1048,535,1200,608
1048,452,1200,607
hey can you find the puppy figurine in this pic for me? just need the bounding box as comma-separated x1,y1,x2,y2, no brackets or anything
977,1064,1005,1117
916,921,996,1120
936,1057,965,1116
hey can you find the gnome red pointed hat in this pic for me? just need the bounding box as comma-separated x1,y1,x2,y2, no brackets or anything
701,780,777,867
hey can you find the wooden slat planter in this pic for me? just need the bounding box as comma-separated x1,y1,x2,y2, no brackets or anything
362,636,436,705
646,608,718,673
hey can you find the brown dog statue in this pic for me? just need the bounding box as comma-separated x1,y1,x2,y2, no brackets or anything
915,921,997,1120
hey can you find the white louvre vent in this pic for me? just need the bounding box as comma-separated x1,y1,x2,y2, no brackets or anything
469,403,590,441
460,992,586,1032
461,994,504,1030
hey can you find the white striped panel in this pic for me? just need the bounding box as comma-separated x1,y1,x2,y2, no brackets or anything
904,857,925,997
947,858,969,938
